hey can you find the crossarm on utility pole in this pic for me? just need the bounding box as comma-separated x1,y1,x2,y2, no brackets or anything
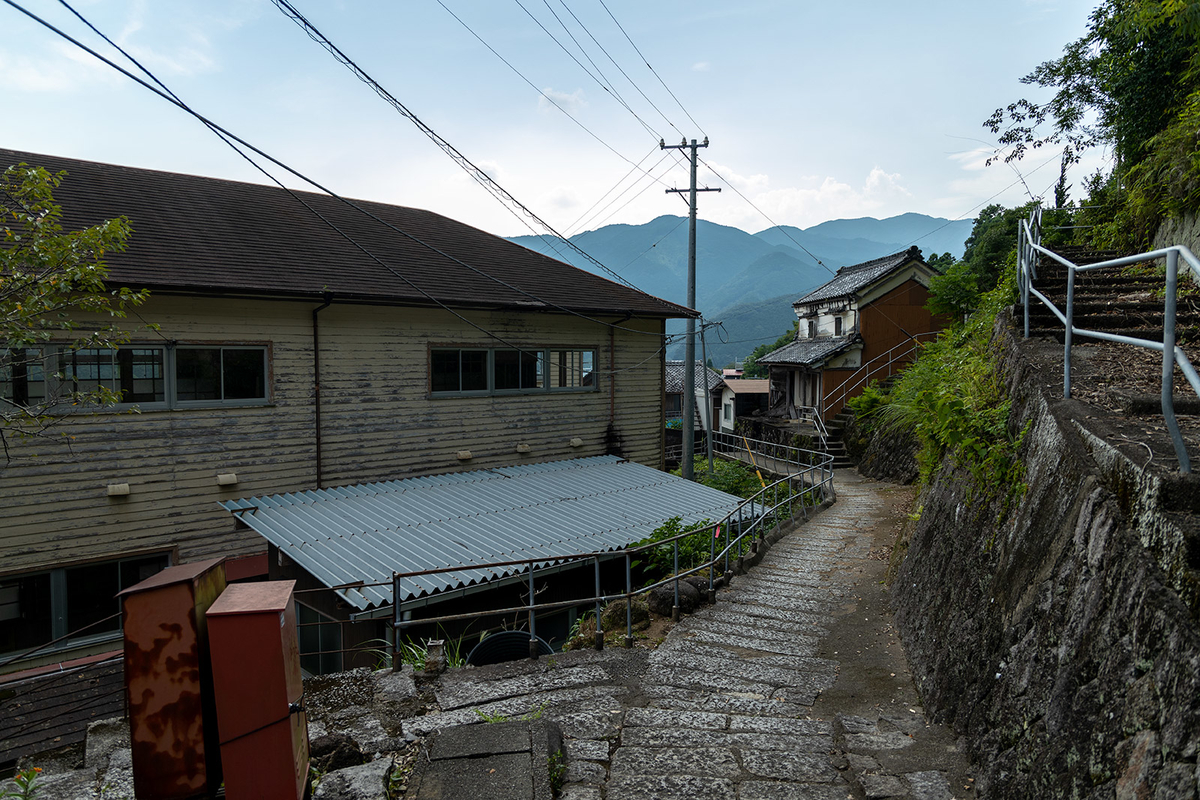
661,136,720,481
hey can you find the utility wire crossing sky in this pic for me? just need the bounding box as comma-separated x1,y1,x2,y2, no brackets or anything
2,1,1101,245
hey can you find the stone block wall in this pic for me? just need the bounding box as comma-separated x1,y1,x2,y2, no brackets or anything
890,310,1200,798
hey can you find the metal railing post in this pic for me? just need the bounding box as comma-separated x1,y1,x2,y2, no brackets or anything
624,552,634,648
1162,249,1191,472
527,561,539,660
593,556,604,650
672,539,680,622
709,523,717,602
1064,265,1075,398
392,573,403,672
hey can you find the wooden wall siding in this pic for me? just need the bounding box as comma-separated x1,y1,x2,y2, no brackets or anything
858,280,939,364
0,296,667,577
315,306,664,487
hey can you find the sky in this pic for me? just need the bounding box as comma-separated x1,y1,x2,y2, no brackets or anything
1,0,1105,243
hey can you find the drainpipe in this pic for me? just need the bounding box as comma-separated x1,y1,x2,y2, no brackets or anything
312,293,333,489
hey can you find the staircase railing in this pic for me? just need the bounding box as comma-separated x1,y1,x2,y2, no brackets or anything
823,332,942,417
1018,206,1200,472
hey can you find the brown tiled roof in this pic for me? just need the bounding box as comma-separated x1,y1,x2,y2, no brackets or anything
1,149,694,318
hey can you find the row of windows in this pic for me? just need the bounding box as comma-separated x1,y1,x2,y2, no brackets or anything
2,343,600,411
431,348,596,395
0,554,170,656
1,345,269,409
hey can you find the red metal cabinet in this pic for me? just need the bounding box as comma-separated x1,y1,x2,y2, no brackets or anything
119,557,226,800
206,581,309,800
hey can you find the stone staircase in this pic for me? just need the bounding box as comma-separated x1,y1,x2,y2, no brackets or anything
1024,244,1200,342
825,373,901,468
1021,241,1200,472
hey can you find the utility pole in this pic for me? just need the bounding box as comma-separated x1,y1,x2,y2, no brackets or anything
662,137,719,481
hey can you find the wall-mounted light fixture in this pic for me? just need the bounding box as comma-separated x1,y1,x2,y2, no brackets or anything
569,438,583,448
107,483,131,497
515,443,531,453
216,473,238,487
456,450,473,461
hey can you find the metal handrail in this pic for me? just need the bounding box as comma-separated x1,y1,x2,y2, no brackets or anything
708,429,831,481
1018,205,1200,472
823,331,942,414
390,450,834,663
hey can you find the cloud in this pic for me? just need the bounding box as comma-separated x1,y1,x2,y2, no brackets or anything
540,187,581,210
0,41,122,92
692,61,710,72
706,167,914,230
700,160,769,194
538,87,586,114
948,147,997,172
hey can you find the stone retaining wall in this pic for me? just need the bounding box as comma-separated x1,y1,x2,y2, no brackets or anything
890,309,1200,798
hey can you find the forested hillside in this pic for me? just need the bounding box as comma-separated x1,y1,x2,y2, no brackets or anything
510,213,972,367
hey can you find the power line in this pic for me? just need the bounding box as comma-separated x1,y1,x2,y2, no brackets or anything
434,0,685,197
270,0,641,293
10,0,683,380
563,144,659,235
695,155,835,278
595,0,707,139
576,153,679,233
515,0,659,140
554,0,686,140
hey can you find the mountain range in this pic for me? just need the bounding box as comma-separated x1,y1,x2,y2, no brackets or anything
508,212,974,368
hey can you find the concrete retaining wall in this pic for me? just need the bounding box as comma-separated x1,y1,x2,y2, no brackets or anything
891,309,1200,798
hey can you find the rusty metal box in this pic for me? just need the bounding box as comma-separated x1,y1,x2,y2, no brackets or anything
119,557,226,799
206,581,309,800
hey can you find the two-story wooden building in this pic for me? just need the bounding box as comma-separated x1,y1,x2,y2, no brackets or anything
758,246,948,421
0,149,702,673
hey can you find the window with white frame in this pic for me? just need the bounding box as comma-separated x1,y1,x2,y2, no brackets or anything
1,344,269,410
0,553,170,656
430,347,595,396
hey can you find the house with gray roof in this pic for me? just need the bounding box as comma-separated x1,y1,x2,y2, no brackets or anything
665,359,724,432
0,149,720,682
758,246,948,421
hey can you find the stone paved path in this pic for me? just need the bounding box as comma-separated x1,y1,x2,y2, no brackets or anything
400,469,976,800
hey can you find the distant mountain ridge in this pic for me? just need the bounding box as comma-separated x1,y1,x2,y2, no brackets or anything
508,212,972,367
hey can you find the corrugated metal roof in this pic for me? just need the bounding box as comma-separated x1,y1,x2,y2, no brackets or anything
220,456,750,611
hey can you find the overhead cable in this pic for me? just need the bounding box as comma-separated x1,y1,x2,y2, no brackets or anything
595,0,707,139
10,0,685,379
270,0,643,292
